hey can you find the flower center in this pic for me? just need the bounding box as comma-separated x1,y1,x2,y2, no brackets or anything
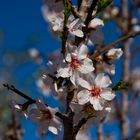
39,109,53,121
89,86,101,97
69,58,81,69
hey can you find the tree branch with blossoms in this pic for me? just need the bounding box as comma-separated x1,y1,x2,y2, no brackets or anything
3,0,140,140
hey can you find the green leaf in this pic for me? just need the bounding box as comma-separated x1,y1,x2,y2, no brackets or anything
97,0,113,13
112,80,129,91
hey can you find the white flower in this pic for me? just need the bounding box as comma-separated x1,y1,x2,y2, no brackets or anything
67,18,85,37
41,5,63,32
28,99,62,135
106,48,123,60
77,73,115,110
57,44,95,85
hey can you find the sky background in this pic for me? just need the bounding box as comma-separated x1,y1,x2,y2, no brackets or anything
0,0,140,140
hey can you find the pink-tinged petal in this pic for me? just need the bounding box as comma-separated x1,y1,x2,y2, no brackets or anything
77,90,90,105
90,97,104,111
48,126,58,135
100,89,116,101
68,18,79,29
79,58,95,73
65,53,72,62
77,44,88,60
57,67,72,78
65,45,77,62
95,73,112,88
71,29,84,37
78,77,91,89
88,18,104,28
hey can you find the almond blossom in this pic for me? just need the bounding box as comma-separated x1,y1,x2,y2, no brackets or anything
28,99,62,135
105,48,123,60
77,73,115,110
42,5,85,37
57,44,95,85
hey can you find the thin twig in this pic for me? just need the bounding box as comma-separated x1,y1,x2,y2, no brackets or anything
90,31,140,59
3,84,36,103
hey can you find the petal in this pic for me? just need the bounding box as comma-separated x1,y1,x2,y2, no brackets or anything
77,44,88,60
65,45,77,62
48,126,58,135
100,89,116,101
71,29,84,37
77,90,90,105
78,77,91,89
95,73,112,88
68,18,79,29
57,67,72,78
65,53,72,62
88,18,104,28
105,107,111,112
106,48,123,59
79,58,95,73
90,97,104,111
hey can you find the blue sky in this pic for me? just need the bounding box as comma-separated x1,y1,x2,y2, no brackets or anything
0,0,140,140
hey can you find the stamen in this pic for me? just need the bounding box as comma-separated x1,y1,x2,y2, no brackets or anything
89,86,101,97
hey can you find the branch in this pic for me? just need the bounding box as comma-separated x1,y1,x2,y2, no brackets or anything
3,84,36,103
66,89,75,113
73,115,96,137
77,0,83,11
73,117,87,137
75,0,99,45
85,0,98,26
90,31,140,59
61,0,71,55
3,84,65,120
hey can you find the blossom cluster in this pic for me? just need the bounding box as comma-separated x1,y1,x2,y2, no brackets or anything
12,0,124,137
